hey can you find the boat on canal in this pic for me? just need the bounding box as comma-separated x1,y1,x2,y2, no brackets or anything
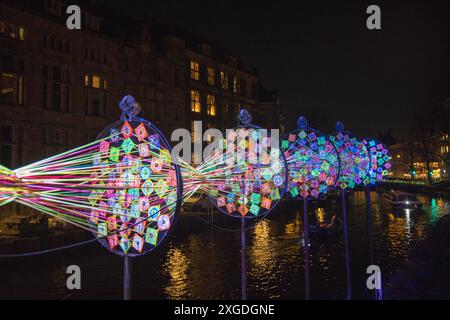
382,190,422,209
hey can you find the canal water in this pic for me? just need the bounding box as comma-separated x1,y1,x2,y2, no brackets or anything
0,191,448,300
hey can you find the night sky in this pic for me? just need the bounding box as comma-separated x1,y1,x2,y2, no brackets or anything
101,0,449,139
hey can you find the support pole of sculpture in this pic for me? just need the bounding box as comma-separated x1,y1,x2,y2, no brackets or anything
241,217,248,300
124,256,132,300
303,198,310,300
341,189,352,300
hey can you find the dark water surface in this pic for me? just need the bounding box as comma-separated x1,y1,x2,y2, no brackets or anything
0,191,448,300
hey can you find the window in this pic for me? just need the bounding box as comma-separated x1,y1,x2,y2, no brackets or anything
220,71,228,90
207,67,215,85
191,90,201,113
42,128,69,146
45,0,63,16
83,74,109,117
92,75,100,89
84,74,108,90
18,27,25,41
0,73,14,104
0,22,25,40
207,95,216,116
43,65,70,111
190,61,200,81
0,125,25,168
233,76,240,94
1,73,24,105
0,144,12,167
52,83,61,110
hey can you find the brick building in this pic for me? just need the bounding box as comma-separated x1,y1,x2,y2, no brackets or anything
0,0,279,173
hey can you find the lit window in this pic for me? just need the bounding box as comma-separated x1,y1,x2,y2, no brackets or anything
84,75,90,86
190,61,200,81
0,73,14,104
207,67,215,85
233,76,240,94
220,71,228,90
191,90,201,113
92,75,100,89
207,94,216,116
103,79,108,90
0,21,5,34
19,27,25,41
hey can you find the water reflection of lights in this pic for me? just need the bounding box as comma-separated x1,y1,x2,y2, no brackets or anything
163,247,189,299
284,219,300,239
315,208,325,224
250,220,276,271
404,209,412,235
386,210,410,257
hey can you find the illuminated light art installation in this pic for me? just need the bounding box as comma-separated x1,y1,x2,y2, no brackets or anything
329,122,371,190
281,117,340,200
0,96,183,256
188,109,288,219
363,139,392,185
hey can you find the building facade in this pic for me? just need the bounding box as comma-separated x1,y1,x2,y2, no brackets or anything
0,0,277,172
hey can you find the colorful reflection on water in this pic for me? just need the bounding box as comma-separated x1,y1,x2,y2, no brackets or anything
0,191,448,299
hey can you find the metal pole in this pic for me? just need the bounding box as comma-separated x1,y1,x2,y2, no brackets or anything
303,198,310,300
124,255,132,300
241,217,247,300
341,189,352,300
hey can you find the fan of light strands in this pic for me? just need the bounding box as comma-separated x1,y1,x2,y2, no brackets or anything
281,117,340,200
0,96,183,256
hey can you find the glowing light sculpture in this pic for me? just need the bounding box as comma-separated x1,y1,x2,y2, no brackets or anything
180,109,288,300
0,95,182,257
281,117,340,200
184,110,288,220
363,139,392,185
329,122,371,190
280,116,340,300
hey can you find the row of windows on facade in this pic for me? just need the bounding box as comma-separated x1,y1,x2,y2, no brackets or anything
45,0,101,31
0,124,72,168
190,90,217,116
190,89,244,120
1,70,239,121
190,61,255,98
1,125,70,146
0,68,109,118
0,20,26,41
